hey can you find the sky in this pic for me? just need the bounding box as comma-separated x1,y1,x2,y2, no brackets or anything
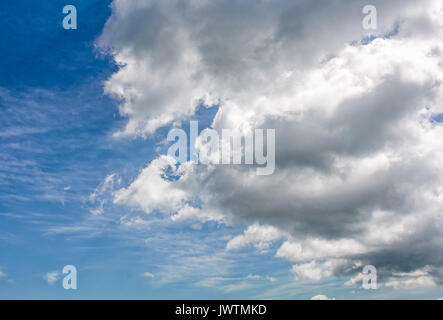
1,0,443,300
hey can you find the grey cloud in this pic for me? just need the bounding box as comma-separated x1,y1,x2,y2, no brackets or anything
100,0,443,287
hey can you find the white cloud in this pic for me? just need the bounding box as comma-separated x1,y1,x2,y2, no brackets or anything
89,173,120,215
291,259,348,281
120,215,150,227
197,273,278,290
226,224,284,252
113,156,189,214
98,0,443,286
222,281,255,292
196,277,232,288
89,173,119,202
143,272,155,278
156,251,233,285
384,267,437,290
311,294,336,300
246,274,262,280
276,238,367,262
99,0,442,137
44,271,60,285
344,272,366,287
245,274,277,283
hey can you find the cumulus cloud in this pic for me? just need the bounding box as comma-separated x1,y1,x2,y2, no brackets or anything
98,0,443,288
226,224,284,252
113,156,193,214
292,259,353,281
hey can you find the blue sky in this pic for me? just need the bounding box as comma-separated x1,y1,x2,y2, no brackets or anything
1,1,443,300
0,0,289,299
